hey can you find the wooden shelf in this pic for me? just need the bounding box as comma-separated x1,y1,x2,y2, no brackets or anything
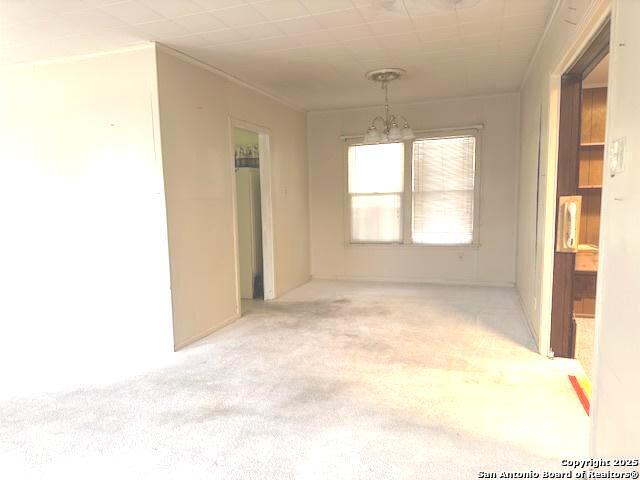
580,142,605,147
576,244,598,273
578,184,602,190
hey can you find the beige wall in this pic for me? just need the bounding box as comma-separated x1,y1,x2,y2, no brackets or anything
156,47,309,349
590,0,640,455
0,46,174,387
307,93,520,286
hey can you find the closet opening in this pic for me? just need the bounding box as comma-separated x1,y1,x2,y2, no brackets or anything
232,124,276,314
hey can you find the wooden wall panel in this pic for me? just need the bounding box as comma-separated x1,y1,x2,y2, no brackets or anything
581,191,602,245
581,89,593,144
590,88,608,143
574,273,597,316
588,147,604,186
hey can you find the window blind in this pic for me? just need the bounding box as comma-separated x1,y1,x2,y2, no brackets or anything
412,136,476,245
348,143,403,242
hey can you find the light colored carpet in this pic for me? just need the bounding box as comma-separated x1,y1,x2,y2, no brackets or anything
0,280,588,479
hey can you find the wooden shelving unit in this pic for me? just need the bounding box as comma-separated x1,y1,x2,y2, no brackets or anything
573,86,606,317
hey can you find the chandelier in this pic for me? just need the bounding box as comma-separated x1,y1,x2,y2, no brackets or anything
363,68,415,144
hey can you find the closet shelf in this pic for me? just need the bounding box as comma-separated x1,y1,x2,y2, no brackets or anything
578,184,602,189
575,244,598,273
580,142,605,147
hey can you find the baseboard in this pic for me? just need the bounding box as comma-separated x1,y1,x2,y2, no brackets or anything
310,274,515,288
173,313,240,351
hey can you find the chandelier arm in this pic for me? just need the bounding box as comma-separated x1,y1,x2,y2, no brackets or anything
370,116,387,129
394,114,411,126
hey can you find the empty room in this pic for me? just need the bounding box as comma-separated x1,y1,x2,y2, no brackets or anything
0,0,638,478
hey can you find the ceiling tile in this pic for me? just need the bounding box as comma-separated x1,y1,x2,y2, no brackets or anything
298,0,354,14
210,4,268,26
251,0,308,21
341,36,384,58
504,0,551,16
503,11,547,32
284,43,348,60
192,0,249,10
410,12,457,29
415,26,458,43
100,1,165,25
355,3,409,22
59,9,127,35
164,33,212,48
134,20,190,39
287,30,336,47
314,8,365,28
198,27,249,44
139,0,206,18
235,22,285,39
376,31,422,51
46,0,95,15
456,2,504,23
367,18,414,36
402,0,442,18
274,15,323,34
326,23,374,41
173,12,227,33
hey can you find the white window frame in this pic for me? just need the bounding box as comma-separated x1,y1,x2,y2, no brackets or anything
343,127,482,247
345,141,405,245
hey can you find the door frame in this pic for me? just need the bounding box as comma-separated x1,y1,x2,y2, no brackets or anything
229,118,276,314
536,11,611,357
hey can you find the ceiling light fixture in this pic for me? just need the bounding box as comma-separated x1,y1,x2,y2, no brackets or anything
363,68,415,144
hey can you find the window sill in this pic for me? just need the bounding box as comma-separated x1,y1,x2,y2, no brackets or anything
346,242,481,249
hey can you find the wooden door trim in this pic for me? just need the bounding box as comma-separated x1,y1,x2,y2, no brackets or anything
550,76,582,358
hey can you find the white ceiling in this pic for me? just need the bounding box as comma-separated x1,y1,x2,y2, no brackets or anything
0,0,555,110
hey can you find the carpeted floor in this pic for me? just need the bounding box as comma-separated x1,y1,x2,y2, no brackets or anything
0,280,588,479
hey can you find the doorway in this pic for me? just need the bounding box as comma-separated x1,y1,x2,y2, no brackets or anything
231,122,276,314
234,127,263,306
550,21,610,383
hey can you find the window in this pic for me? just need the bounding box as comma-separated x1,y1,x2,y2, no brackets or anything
412,136,476,245
346,131,478,246
348,143,404,242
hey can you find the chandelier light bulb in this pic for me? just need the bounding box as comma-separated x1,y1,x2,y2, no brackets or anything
388,122,402,142
401,123,415,141
364,125,381,144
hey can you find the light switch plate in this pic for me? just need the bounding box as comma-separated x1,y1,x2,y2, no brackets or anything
609,137,626,177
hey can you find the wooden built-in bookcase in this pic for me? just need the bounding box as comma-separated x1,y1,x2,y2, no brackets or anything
573,86,606,316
